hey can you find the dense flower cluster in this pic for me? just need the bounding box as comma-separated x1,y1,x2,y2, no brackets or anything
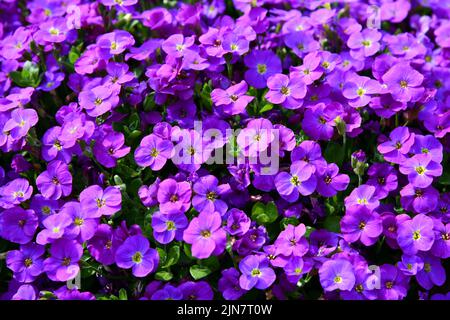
0,0,449,300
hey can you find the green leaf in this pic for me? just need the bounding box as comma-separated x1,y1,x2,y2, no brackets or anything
9,61,42,88
259,104,273,114
201,256,220,272
155,271,173,281
439,170,450,185
162,245,180,268
189,265,212,280
156,247,167,266
323,142,345,167
118,288,128,300
251,201,279,225
323,215,341,233
68,48,80,65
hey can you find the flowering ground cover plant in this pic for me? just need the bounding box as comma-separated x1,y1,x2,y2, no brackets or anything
0,0,449,301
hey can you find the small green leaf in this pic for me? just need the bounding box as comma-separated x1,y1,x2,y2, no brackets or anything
162,245,180,268
251,201,278,225
9,61,42,88
259,104,273,114
155,271,173,281
118,288,128,300
68,48,80,65
323,215,341,233
189,265,212,280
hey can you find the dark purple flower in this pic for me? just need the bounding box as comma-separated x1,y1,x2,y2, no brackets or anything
115,235,159,277
244,50,282,89
192,175,230,215
36,160,72,200
6,243,45,283
0,207,38,244
225,208,251,236
43,239,83,282
218,268,247,300
178,281,214,300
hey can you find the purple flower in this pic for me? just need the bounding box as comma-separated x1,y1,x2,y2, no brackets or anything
274,224,309,257
319,259,355,292
341,207,383,246
218,268,247,300
192,175,230,215
266,73,306,109
431,221,450,258
316,163,350,197
275,161,317,202
378,127,414,163
399,154,442,188
43,239,83,282
79,185,122,218
6,243,45,283
211,81,254,116
397,254,423,276
366,163,398,199
157,178,191,213
301,103,335,141
410,134,443,163
61,201,99,242
382,63,424,103
283,256,309,284
115,235,159,277
134,134,173,170
225,208,251,236
36,212,72,245
178,281,214,300
3,108,38,140
397,214,435,255
151,284,183,300
222,32,249,56
342,74,381,108
35,18,69,43
101,0,137,7
236,118,274,157
87,224,117,266
244,50,282,89
0,178,33,208
97,30,135,59
416,255,446,290
162,34,195,58
11,285,37,300
238,255,276,290
290,52,323,85
36,160,72,200
400,184,439,214
93,130,130,168
78,85,120,117
0,207,38,244
345,185,379,211
377,264,409,300
347,29,381,59
182,211,226,259
151,211,188,244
